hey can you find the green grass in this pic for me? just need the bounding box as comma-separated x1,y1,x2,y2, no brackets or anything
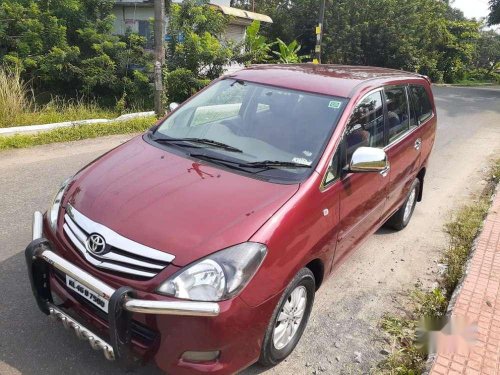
452,80,497,87
375,158,500,375
0,116,156,150
3,102,119,128
441,199,490,294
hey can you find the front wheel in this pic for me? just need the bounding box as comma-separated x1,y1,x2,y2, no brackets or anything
386,178,420,231
259,268,315,367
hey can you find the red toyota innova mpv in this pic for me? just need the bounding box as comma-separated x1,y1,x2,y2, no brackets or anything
25,64,436,374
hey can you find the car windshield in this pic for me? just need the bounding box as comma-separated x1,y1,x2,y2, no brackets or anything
153,79,347,183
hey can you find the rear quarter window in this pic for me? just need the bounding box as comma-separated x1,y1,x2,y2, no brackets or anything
409,85,433,125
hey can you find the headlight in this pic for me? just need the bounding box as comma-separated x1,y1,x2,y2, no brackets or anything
49,177,71,231
157,242,267,302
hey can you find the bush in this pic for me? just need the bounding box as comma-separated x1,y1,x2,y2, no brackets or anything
0,0,153,110
0,66,121,127
461,68,500,84
165,68,210,104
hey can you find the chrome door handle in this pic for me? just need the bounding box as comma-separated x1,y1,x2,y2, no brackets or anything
380,162,390,177
414,138,422,151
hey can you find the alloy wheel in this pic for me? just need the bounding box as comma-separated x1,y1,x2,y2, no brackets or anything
272,286,307,350
403,187,417,223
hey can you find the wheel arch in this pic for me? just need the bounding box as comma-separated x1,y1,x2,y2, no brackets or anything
305,259,324,291
416,167,426,202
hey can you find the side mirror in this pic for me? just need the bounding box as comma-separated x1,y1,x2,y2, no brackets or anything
350,147,389,173
169,102,179,112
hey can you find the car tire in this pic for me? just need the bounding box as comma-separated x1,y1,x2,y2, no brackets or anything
258,267,315,367
386,178,420,231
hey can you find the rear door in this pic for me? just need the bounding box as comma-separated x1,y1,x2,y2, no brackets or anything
333,89,390,266
383,85,423,217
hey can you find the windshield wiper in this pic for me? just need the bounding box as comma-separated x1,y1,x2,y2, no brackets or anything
153,137,243,153
189,153,258,173
241,160,312,169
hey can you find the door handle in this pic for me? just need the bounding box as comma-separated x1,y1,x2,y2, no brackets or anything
380,162,390,178
414,138,422,151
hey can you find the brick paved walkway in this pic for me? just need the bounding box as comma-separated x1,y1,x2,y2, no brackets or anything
430,189,500,375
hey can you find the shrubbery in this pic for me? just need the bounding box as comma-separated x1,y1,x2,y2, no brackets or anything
165,68,210,104
0,0,153,110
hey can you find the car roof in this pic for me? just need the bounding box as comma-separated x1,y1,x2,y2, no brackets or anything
228,64,427,98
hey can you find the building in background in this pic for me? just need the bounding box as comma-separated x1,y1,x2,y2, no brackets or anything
112,0,272,50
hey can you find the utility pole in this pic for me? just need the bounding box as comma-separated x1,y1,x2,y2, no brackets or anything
314,0,326,64
154,0,166,117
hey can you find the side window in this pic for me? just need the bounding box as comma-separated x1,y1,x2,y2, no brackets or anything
409,85,433,125
345,91,385,165
323,148,340,186
385,86,410,143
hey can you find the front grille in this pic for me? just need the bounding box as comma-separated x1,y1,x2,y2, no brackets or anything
62,204,175,278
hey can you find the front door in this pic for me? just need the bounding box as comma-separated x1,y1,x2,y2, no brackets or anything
333,89,390,267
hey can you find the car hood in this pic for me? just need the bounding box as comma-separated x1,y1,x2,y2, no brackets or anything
64,136,299,266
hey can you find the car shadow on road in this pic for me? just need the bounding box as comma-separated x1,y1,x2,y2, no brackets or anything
373,227,394,236
0,252,163,375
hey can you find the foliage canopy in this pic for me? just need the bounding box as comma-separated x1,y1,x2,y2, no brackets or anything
232,0,489,83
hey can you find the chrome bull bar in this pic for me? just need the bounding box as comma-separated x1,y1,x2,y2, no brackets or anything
49,304,115,361
26,211,220,362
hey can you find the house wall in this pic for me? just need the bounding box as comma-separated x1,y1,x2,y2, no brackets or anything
112,4,246,46
112,6,156,35
112,0,230,35
225,24,246,45
209,0,231,6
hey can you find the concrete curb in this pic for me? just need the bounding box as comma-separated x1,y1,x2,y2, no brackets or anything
0,111,155,137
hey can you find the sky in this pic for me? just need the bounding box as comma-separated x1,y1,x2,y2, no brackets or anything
452,0,490,20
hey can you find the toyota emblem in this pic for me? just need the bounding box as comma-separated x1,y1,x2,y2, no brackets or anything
86,233,107,255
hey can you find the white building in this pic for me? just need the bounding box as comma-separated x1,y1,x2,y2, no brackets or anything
112,0,272,48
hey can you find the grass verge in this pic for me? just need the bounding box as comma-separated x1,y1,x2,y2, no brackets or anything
375,158,500,374
3,100,120,128
0,67,130,128
0,116,156,150
451,81,496,87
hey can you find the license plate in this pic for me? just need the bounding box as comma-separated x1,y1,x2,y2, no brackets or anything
66,275,109,313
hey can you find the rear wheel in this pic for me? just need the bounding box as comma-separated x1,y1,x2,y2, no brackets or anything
259,268,315,367
386,178,420,231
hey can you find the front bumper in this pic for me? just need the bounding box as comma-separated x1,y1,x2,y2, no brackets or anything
26,211,220,363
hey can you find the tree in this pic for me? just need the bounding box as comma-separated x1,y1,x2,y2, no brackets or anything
488,0,500,25
241,0,481,83
474,30,500,73
164,0,237,103
231,0,318,56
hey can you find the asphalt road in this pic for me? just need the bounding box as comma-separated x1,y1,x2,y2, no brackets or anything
0,86,499,375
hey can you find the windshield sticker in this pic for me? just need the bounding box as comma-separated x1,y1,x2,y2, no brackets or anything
303,150,313,157
328,100,342,109
292,157,313,166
